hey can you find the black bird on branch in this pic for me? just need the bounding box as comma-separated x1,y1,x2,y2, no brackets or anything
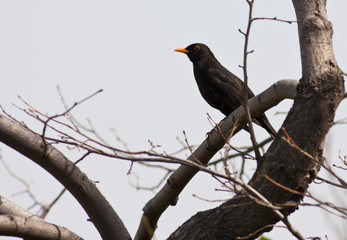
175,43,276,138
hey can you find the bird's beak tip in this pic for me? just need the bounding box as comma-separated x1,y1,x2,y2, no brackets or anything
174,48,188,54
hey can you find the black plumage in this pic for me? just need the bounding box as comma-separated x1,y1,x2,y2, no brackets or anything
175,43,276,138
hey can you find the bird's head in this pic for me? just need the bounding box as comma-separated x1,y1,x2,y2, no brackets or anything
175,43,214,63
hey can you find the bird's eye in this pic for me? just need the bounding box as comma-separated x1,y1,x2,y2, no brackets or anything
194,45,200,51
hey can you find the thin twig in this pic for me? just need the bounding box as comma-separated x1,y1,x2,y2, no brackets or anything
253,17,297,24
40,188,67,219
240,0,261,160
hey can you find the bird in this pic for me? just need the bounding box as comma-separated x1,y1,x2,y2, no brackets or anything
175,43,276,138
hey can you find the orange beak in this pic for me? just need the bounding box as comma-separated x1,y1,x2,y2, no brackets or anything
174,48,189,54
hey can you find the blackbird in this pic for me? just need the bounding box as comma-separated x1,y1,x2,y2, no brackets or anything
175,43,276,138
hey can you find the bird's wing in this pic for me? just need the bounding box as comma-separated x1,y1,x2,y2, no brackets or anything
212,68,277,137
208,67,255,112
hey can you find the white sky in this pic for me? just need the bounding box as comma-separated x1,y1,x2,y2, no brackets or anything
0,1,346,239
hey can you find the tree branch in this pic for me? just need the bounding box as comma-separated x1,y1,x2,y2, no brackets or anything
0,215,82,240
0,196,82,240
0,196,42,220
134,79,298,240
0,115,131,240
240,0,261,160
165,0,344,239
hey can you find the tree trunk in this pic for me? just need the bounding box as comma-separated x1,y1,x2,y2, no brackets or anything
167,1,344,239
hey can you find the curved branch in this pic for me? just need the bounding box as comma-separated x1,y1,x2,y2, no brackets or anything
0,116,131,239
0,215,82,240
0,196,41,220
166,0,345,239
134,79,298,240
0,196,82,239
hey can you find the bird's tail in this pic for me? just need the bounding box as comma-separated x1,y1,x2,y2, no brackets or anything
254,114,277,139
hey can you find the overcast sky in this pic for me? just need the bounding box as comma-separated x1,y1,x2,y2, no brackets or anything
0,1,346,239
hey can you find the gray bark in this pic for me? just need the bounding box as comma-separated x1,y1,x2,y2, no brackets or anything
0,214,82,240
167,0,344,239
0,115,131,240
135,79,298,240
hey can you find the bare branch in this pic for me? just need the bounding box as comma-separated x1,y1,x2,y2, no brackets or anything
0,196,41,219
315,176,347,190
0,157,44,211
40,188,67,219
0,196,82,239
240,0,261,161
209,137,272,165
304,193,347,220
282,127,347,188
1,79,297,240
263,174,303,195
253,17,297,24
135,79,298,240
0,215,82,240
0,114,131,240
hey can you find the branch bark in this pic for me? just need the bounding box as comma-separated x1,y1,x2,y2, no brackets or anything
0,214,82,240
0,115,131,240
135,79,298,240
0,196,43,220
1,195,82,239
165,0,344,239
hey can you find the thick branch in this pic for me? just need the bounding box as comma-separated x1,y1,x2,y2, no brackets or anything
0,196,82,239
0,215,82,240
166,1,345,239
0,116,131,240
135,79,298,240
0,196,42,220
293,0,338,78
